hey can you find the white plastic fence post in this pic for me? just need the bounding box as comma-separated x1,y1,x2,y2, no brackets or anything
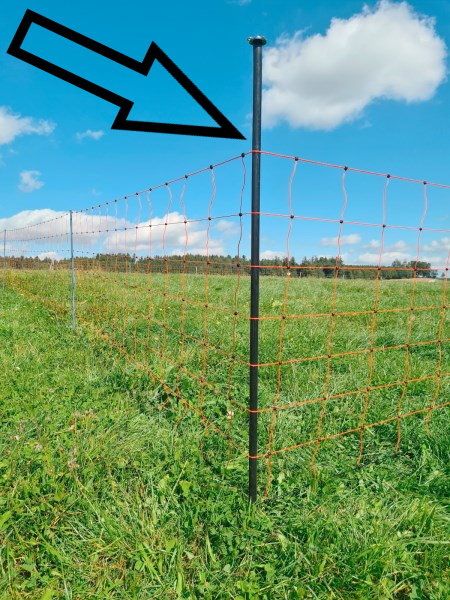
70,211,75,329
2,229,6,290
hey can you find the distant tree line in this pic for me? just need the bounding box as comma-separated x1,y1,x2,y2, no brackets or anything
294,257,437,279
6,253,438,279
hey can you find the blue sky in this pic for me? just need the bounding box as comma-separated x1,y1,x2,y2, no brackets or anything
2,0,450,268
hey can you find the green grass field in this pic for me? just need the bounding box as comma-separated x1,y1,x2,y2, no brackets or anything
1,271,449,598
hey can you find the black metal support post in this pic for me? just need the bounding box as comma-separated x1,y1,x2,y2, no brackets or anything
248,35,266,502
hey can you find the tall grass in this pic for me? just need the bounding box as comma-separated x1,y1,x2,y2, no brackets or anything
0,274,449,598
6,269,450,463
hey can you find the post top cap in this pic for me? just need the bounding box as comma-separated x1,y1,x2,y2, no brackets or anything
248,36,267,46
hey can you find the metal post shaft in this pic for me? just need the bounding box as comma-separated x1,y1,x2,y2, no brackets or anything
248,35,266,502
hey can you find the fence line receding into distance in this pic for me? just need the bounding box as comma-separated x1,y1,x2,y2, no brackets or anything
2,149,450,499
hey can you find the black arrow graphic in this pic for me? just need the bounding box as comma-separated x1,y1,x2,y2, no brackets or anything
7,9,245,140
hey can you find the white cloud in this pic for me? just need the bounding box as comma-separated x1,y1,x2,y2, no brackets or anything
423,237,450,253
1,210,68,257
358,250,411,264
38,251,61,261
420,254,448,267
391,240,411,250
263,1,447,130
261,250,286,260
75,130,105,142
18,171,44,193
2,209,226,257
215,220,239,235
0,106,55,145
320,233,361,246
361,239,409,251
111,211,225,256
363,239,381,249
0,209,66,232
357,249,448,269
91,188,102,196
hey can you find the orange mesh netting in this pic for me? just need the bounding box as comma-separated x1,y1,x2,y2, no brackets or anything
3,150,449,497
